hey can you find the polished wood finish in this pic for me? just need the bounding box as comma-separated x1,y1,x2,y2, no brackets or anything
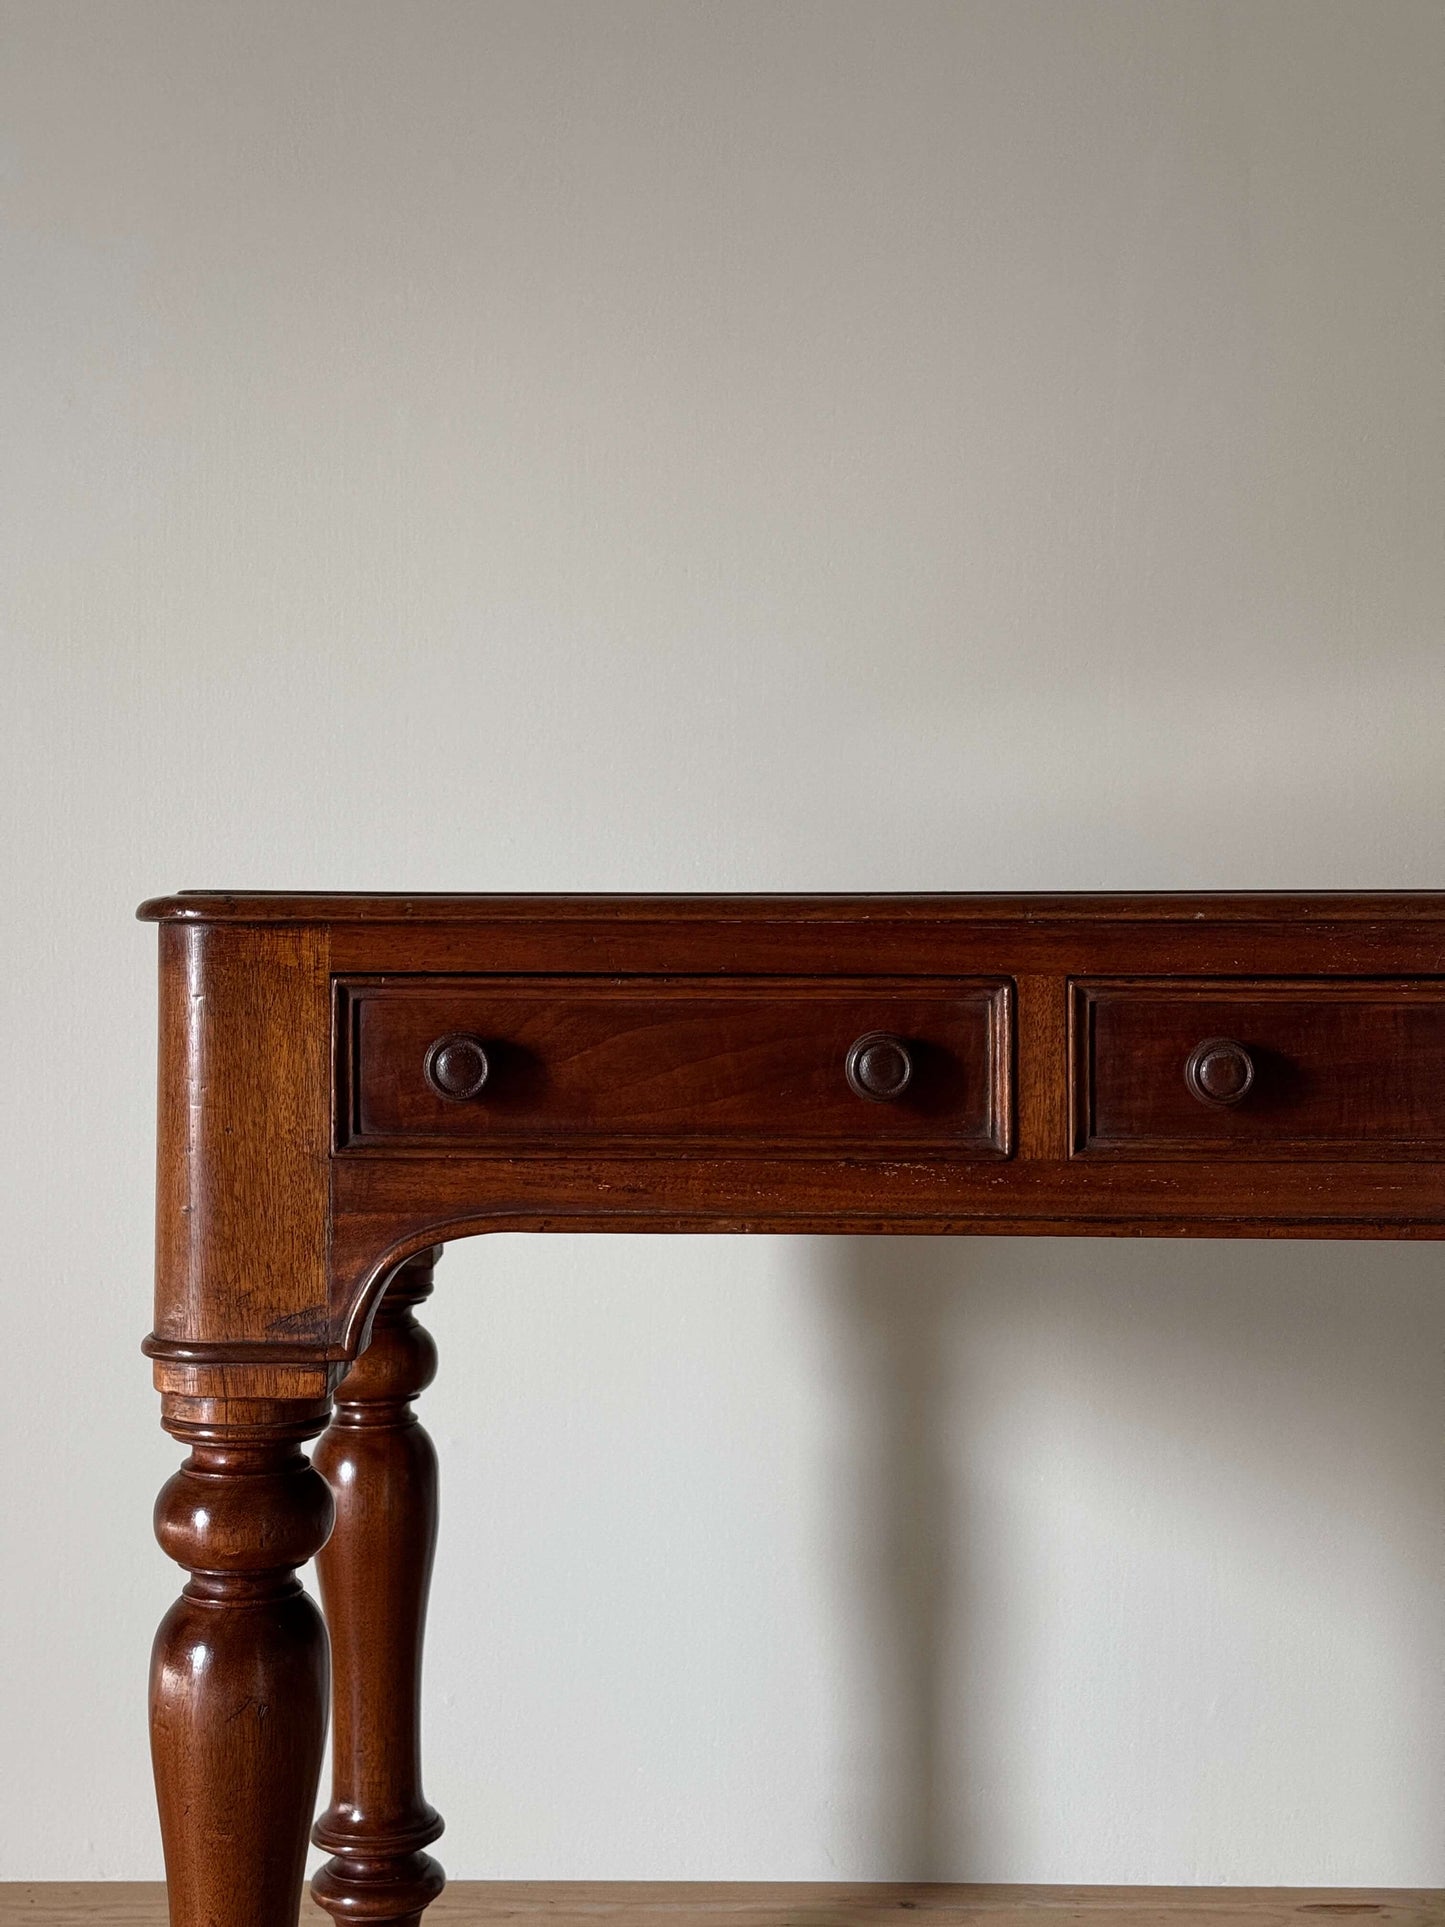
1077,980,1445,1155
137,893,1445,1924
341,978,1008,1153
149,1395,334,1927
424,1035,492,1102
135,890,1445,924
1183,1037,1256,1108
312,1250,445,1927
146,919,333,1375
845,1031,915,1101
6,1887,1444,1927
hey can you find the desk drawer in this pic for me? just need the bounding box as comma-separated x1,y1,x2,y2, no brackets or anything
339,977,1011,1153
1074,979,1445,1156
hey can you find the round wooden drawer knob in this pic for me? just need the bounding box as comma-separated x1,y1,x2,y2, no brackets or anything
845,1031,914,1102
423,1033,490,1101
1184,1036,1255,1107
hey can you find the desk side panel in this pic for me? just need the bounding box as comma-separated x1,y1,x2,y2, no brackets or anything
150,921,333,1369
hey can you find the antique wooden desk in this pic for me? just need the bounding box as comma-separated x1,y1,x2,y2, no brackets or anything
138,892,1445,1927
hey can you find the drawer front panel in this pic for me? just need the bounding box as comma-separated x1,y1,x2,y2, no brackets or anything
341,978,1011,1153
1075,979,1445,1156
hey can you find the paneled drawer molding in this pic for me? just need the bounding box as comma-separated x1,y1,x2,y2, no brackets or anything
1073,978,1445,1157
339,976,1013,1154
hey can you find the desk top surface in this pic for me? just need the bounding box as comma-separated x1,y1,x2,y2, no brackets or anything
138,891,1445,925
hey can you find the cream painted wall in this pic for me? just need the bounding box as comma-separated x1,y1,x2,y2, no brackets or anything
2,0,1443,1883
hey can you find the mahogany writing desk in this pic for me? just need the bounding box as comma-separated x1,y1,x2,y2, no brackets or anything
137,891,1445,1927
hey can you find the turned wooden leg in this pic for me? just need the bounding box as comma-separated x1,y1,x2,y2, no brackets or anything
150,1394,335,1927
311,1249,445,1927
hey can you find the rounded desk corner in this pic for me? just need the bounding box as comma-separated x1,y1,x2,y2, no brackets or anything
138,893,202,922
137,892,265,923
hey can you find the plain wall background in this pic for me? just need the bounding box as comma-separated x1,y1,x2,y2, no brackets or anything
3,0,1444,1884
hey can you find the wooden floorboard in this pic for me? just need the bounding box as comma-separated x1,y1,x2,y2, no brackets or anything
1,1887,1441,1927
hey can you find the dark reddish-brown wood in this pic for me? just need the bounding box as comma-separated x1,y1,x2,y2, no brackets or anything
135,890,1445,924
137,892,1445,1927
1183,1037,1256,1108
312,1249,445,1927
150,1395,334,1927
1075,979,1445,1156
341,977,1009,1153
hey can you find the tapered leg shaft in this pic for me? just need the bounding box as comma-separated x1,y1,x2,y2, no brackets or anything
312,1249,445,1927
150,1394,335,1927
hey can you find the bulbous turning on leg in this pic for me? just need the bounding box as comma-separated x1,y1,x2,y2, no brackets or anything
312,1248,445,1927
150,1395,334,1927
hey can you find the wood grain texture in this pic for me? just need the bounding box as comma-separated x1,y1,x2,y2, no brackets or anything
5,1887,1443,1927
136,892,1445,1915
328,920,1445,981
1012,976,1069,1162
342,979,1009,1154
1075,980,1445,1156
146,922,332,1372
150,1396,335,1927
325,1146,1445,1359
136,891,1445,1383
312,1250,445,1927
